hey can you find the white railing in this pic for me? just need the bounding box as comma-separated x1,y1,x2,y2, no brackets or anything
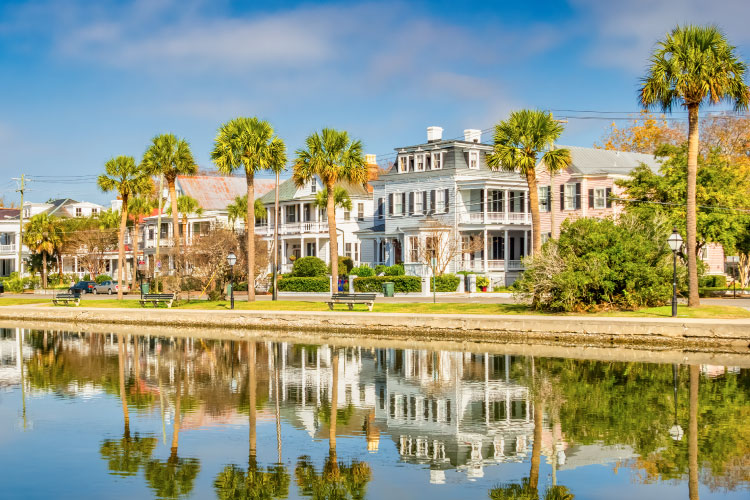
507,260,523,270
458,260,524,272
459,261,485,272
487,260,505,271
255,222,327,236
0,243,16,253
459,212,530,225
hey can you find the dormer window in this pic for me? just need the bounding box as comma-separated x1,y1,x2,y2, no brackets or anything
416,154,425,172
399,156,407,173
433,152,443,170
469,151,479,169
310,181,316,193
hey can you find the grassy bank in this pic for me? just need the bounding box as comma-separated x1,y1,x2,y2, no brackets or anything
3,296,748,319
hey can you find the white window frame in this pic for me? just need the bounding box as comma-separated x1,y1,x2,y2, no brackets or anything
394,192,403,216
436,190,446,213
310,181,316,193
469,150,479,169
416,153,425,172
414,190,423,215
399,156,407,173
564,184,577,211
433,151,443,170
409,236,420,263
594,188,606,209
343,207,350,220
357,202,365,221
538,186,550,213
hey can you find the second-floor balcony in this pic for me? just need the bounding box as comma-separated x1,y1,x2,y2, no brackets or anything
459,211,530,225
255,221,328,237
0,243,17,254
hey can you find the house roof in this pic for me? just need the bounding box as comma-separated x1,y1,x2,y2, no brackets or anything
176,175,276,210
257,177,370,205
557,146,661,176
0,208,20,220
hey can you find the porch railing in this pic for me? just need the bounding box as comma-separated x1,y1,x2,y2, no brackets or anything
0,243,16,253
459,212,530,225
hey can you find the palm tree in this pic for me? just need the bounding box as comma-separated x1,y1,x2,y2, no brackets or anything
127,195,156,291
313,186,352,212
98,156,150,300
293,129,367,281
227,195,267,232
688,364,699,500
23,213,63,288
212,117,286,301
487,110,571,255
142,133,198,272
640,25,749,307
173,195,203,246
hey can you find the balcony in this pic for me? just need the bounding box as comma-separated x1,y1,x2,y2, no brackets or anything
0,243,16,254
255,222,328,237
459,259,524,272
459,211,530,225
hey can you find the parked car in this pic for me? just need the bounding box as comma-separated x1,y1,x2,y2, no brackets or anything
94,280,131,295
69,281,97,294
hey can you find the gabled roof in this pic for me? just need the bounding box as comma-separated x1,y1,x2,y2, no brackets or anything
257,177,370,205
557,146,661,176
176,175,275,210
0,208,20,220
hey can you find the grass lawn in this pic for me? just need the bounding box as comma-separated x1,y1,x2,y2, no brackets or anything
20,298,750,319
0,297,49,306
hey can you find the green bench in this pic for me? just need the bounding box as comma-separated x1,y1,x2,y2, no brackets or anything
139,293,176,308
53,292,81,306
327,293,376,311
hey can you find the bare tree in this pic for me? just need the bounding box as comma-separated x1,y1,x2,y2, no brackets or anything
417,221,483,275
63,219,118,278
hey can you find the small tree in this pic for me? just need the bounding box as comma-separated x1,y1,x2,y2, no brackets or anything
291,256,327,277
23,213,63,288
417,221,483,275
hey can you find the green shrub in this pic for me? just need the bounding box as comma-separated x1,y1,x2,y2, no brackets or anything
515,215,680,312
350,265,374,277
292,256,327,277
430,274,461,292
180,276,203,291
353,276,421,293
374,265,387,275
385,264,405,276
278,276,330,292
95,274,113,284
233,281,248,291
2,272,23,293
82,273,91,281
22,276,40,290
700,275,727,288
328,256,354,277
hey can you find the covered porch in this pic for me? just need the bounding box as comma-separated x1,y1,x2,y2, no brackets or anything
459,229,531,273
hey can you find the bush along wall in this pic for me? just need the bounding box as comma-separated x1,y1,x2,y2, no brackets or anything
278,276,330,292
430,274,461,292
353,276,421,293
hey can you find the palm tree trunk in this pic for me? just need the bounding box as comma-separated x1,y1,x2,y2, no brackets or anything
689,364,699,500
248,341,257,464
170,339,183,463
117,197,128,300
131,221,139,292
246,172,256,301
274,344,282,463
686,104,700,307
168,179,181,278
526,168,542,254
118,334,130,439
42,251,48,289
529,398,543,491
326,183,338,287
329,349,339,467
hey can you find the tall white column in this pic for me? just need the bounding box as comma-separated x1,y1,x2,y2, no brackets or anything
315,237,319,258
483,228,488,272
504,190,510,224
483,188,488,224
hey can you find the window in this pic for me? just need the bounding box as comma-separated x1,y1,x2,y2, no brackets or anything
416,154,425,171
594,188,606,209
399,156,407,173
563,183,578,210
149,228,154,240
538,186,550,212
425,153,432,170
310,181,316,193
409,236,420,262
91,208,98,215
433,152,443,170
343,206,350,220
469,151,479,169
286,205,297,223
491,190,504,212
345,243,352,259
357,203,364,221
436,189,445,213
394,193,403,215
415,191,423,214
377,198,384,219
76,207,82,216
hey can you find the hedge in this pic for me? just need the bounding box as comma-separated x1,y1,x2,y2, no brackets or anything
430,274,461,292
291,256,328,277
278,277,330,292
700,275,727,288
353,275,421,293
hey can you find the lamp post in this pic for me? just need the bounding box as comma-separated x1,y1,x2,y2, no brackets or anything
227,252,237,310
667,228,683,318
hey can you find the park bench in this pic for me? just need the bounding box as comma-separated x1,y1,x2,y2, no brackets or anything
326,293,376,311
139,293,176,308
53,292,81,306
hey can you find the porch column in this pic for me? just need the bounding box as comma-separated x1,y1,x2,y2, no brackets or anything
299,202,304,228
504,190,510,224
376,237,382,264
483,188,488,224
504,229,509,270
483,228,488,272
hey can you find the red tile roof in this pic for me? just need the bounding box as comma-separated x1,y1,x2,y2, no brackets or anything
176,175,275,210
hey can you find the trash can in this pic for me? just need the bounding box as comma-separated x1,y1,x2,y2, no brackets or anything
382,282,395,297
141,282,150,294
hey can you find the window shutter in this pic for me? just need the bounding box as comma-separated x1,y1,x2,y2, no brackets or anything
575,183,581,209
388,193,393,216
444,188,450,212
401,193,406,215
588,189,594,209
430,189,436,213
560,185,565,211
423,191,428,213
408,192,414,215
606,187,613,208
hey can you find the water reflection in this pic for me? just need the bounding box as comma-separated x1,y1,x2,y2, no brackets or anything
1,327,748,499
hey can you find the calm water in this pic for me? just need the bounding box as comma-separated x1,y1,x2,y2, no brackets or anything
0,327,748,500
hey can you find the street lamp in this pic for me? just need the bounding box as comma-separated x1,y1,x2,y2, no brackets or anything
227,252,237,310
667,228,683,318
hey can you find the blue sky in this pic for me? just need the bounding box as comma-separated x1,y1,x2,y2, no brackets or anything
1,0,750,204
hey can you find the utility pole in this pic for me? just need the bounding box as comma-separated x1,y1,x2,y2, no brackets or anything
154,175,164,292
12,174,26,276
